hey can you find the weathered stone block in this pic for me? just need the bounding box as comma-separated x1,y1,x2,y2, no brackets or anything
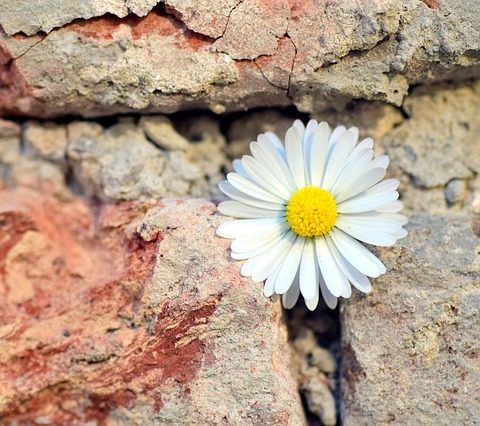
341,215,480,425
0,191,305,425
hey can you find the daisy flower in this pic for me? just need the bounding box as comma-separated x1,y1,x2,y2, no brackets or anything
217,119,407,310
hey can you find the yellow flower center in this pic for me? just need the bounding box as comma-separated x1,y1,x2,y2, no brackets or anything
286,186,337,238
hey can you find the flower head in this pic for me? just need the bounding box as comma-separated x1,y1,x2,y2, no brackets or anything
217,119,407,310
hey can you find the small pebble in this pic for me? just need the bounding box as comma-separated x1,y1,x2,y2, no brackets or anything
444,179,467,205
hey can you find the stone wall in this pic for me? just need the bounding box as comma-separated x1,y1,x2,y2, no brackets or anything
1,1,480,117
0,1,479,425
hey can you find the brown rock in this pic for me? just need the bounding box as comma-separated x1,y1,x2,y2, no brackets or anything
65,120,213,200
164,0,241,38
0,0,129,36
213,0,290,60
0,119,70,197
341,215,480,425
255,36,296,90
292,328,337,425
177,116,228,196
0,119,21,137
382,82,480,188
23,121,68,164
0,1,479,117
139,115,189,151
0,190,305,425
0,115,228,200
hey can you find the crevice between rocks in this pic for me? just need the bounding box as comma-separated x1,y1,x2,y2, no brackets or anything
286,303,342,426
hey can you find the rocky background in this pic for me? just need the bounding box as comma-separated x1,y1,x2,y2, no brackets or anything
0,1,479,425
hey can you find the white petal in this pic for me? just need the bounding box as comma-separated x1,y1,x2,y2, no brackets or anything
366,178,399,196
329,125,347,147
309,121,331,187
330,228,386,277
282,274,300,309
339,212,408,229
336,220,397,246
299,238,317,300
303,119,318,184
338,191,399,214
264,263,281,297
218,201,285,219
350,137,373,157
348,127,359,143
231,228,288,259
322,130,356,190
391,228,408,239
285,125,306,189
263,131,284,152
274,237,305,294
241,155,292,199
227,172,286,203
319,275,338,309
335,167,386,203
217,217,284,239
293,119,306,134
315,237,350,297
219,181,285,211
325,235,371,293
304,119,318,140
369,155,390,170
254,136,296,192
377,200,404,213
305,284,320,311
247,232,297,282
231,228,285,253
232,159,248,176
330,149,373,196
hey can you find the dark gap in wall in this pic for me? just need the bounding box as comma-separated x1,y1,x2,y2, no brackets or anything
1,105,309,128
286,301,342,426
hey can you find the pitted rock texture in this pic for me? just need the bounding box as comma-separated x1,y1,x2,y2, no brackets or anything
341,215,480,425
0,191,305,425
0,115,227,200
1,0,480,117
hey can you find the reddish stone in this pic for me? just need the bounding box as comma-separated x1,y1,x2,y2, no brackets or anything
0,1,479,117
0,189,304,425
422,0,439,9
255,35,296,90
0,42,35,116
68,10,180,42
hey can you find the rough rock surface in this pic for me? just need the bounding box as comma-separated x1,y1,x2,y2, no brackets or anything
382,83,480,189
1,67,480,424
0,119,70,197
67,120,202,200
341,215,480,425
1,0,480,117
0,115,227,200
0,191,305,425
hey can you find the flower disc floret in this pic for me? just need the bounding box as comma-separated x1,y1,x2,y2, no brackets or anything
286,186,337,237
